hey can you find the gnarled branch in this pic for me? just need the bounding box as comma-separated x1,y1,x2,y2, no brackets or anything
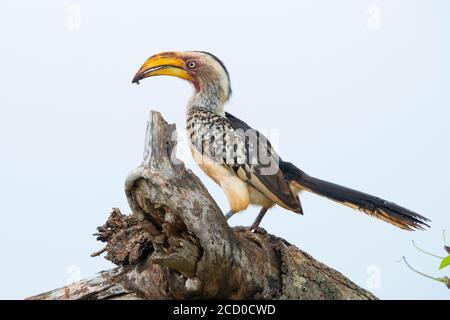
27,111,376,300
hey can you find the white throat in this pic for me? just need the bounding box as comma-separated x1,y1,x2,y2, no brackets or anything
187,86,226,116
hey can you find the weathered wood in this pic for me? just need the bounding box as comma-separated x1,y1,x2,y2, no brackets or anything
26,267,140,300
27,110,376,300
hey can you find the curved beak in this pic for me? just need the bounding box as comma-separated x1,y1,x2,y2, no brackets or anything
132,53,192,84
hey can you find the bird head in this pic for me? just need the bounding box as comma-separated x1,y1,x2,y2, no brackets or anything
132,51,232,104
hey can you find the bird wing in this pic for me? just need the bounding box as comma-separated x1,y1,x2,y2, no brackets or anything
188,107,301,212
225,112,301,212
220,111,302,212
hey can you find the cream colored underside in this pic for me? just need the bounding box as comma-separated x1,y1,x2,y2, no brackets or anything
189,144,274,212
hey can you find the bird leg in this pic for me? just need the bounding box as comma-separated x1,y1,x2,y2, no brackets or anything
225,210,235,220
248,207,269,231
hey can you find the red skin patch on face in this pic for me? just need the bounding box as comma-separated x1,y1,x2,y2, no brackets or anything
183,57,202,92
192,79,201,92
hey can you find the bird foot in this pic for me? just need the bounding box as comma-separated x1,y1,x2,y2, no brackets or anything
244,224,261,232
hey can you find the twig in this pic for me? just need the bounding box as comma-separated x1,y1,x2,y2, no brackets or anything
443,230,450,255
90,247,107,257
400,256,449,285
412,240,444,259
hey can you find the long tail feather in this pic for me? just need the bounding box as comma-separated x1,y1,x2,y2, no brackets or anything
281,161,430,231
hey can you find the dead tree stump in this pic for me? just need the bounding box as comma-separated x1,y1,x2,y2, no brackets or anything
27,111,376,300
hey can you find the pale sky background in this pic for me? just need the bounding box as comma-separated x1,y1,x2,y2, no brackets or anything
0,0,449,299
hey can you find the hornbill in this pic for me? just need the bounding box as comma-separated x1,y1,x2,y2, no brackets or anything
132,51,430,231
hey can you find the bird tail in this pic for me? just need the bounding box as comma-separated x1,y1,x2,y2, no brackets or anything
280,161,430,231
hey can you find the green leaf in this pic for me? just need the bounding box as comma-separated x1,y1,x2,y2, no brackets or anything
439,255,450,270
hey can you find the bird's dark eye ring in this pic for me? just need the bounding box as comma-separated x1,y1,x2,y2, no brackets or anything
187,61,196,69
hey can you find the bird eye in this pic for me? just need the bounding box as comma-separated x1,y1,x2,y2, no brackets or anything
187,61,196,69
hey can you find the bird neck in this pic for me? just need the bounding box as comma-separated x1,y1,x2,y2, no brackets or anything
187,85,227,116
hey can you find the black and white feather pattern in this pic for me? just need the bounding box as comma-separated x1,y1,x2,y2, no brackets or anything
187,107,302,212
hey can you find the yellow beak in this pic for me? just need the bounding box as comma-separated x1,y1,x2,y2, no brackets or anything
132,53,192,84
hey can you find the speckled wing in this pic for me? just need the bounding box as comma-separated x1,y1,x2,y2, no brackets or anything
225,112,302,212
187,107,302,212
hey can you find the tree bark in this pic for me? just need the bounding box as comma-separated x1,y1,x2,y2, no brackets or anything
27,111,376,300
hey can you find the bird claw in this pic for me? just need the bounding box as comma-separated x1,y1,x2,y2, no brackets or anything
244,224,260,232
